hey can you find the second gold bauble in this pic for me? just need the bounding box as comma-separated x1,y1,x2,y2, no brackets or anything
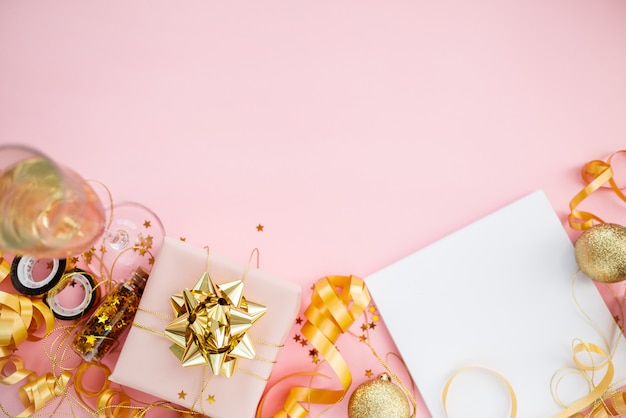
348,374,410,418
574,223,626,283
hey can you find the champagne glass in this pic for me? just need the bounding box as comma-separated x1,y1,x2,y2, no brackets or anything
94,200,165,282
0,144,106,259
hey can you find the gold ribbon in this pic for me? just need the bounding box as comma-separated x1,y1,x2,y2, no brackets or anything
569,150,626,230
550,341,626,418
0,291,55,358
0,251,10,283
442,366,517,418
258,275,370,418
17,371,71,417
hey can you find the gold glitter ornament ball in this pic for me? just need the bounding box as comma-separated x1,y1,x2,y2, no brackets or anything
575,223,626,283
348,374,410,418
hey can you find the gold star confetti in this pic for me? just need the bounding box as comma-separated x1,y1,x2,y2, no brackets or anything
369,322,377,330
180,237,186,241
85,335,97,345
293,334,301,342
207,395,215,404
359,334,367,343
149,256,155,265
372,315,379,322
295,317,303,325
309,348,318,357
312,355,320,364
360,324,368,331
256,224,264,232
299,339,308,347
46,261,53,269
178,390,187,399
70,256,80,265
97,314,109,324
365,369,373,378
369,306,376,313
83,248,95,264
143,220,151,228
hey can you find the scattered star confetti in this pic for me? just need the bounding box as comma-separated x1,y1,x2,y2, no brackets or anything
360,324,368,332
85,335,97,345
97,314,109,324
207,394,215,404
293,334,301,342
312,356,320,364
295,317,303,325
69,280,77,288
359,334,367,343
369,322,377,330
180,237,186,242
70,256,80,265
256,224,264,232
143,220,151,228
372,315,379,322
178,390,187,399
365,369,373,378
46,261,53,269
299,339,308,347
369,306,376,313
308,348,318,357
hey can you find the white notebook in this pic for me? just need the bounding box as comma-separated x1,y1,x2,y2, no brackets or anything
365,190,626,417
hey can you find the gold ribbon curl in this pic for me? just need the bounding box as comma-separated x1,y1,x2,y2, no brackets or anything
569,150,626,230
0,291,55,358
550,341,626,418
17,371,71,417
258,275,370,418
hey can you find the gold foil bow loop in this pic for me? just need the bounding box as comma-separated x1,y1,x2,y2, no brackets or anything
164,271,267,377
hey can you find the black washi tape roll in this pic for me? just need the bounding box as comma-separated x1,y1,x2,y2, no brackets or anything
44,268,100,321
10,255,67,296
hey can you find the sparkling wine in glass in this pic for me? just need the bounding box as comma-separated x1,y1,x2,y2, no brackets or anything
0,145,106,259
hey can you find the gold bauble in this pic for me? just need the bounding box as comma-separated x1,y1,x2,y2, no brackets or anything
574,223,626,283
348,374,410,418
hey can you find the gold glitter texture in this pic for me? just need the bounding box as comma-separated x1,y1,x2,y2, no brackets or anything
347,374,410,418
575,223,626,283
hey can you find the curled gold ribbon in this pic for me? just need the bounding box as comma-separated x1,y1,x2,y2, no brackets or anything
550,342,620,418
569,150,626,230
442,366,517,418
0,291,54,358
0,252,10,283
17,371,71,417
258,275,370,418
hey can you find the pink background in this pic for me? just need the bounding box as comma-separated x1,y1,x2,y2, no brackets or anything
1,1,626,417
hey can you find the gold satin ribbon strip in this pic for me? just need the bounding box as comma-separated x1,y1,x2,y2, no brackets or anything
0,291,55,358
442,366,517,418
569,150,626,230
0,252,10,283
550,342,616,418
0,356,34,385
258,275,370,418
17,371,71,417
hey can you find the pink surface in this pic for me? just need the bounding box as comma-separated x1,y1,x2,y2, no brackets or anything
1,1,626,417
